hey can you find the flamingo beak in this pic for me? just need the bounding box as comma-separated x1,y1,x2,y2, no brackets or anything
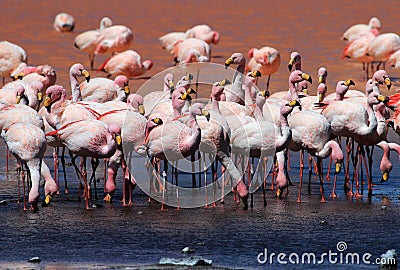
381,171,389,182
261,90,269,98
138,105,145,115
344,79,355,87
225,57,234,69
44,96,52,107
37,92,43,101
385,77,391,90
81,69,90,82
219,79,231,86
318,75,324,84
115,135,122,146
289,100,301,107
168,80,174,92
335,162,341,175
186,88,196,95
288,58,295,71
318,93,323,103
301,73,312,84
16,95,21,104
251,70,262,78
378,95,389,104
185,74,193,81
124,85,130,95
303,88,308,95
202,109,210,121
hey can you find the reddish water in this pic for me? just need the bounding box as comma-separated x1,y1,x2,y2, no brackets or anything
1,1,400,269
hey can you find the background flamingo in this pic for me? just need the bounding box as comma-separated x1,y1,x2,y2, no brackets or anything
53,12,75,32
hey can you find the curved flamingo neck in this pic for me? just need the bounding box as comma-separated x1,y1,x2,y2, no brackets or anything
316,140,343,161
276,113,291,152
71,73,82,103
231,61,245,103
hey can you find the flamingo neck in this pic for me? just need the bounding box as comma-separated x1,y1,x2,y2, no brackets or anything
231,61,245,102
276,114,291,152
71,74,82,103
315,140,343,161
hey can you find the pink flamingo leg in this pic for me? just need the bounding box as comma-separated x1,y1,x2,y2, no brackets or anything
297,151,304,203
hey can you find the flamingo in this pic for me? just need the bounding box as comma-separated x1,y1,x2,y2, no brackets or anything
94,24,134,56
172,38,211,65
10,62,38,80
247,46,280,91
387,50,400,69
143,73,174,114
53,12,75,32
288,109,344,202
0,83,29,106
74,17,113,69
69,63,91,103
322,92,389,196
224,52,246,104
159,32,190,55
96,95,147,204
366,33,400,70
1,122,57,212
98,50,153,79
79,75,130,103
231,99,301,196
341,29,378,78
185,24,220,44
341,17,381,43
0,41,27,84
46,120,122,209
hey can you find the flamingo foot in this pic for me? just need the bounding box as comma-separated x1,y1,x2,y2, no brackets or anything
30,203,39,213
347,190,354,197
354,192,363,198
64,188,69,194
320,196,327,203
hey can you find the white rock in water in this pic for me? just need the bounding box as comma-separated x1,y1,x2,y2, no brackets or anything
27,257,41,263
182,246,195,254
159,256,212,266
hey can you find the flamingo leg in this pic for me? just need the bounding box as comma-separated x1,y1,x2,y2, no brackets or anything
317,158,326,202
298,150,304,203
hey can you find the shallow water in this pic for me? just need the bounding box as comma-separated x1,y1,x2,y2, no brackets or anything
1,0,400,269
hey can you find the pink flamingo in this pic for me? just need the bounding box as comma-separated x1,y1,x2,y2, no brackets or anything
53,12,75,32
99,50,153,78
46,120,122,209
69,63,91,103
185,24,220,44
341,29,378,79
79,75,130,103
366,33,400,70
224,52,246,104
341,17,381,43
247,46,280,91
387,50,400,69
1,122,57,212
0,41,27,85
10,63,38,80
159,32,190,54
74,17,113,69
172,38,210,65
94,25,134,56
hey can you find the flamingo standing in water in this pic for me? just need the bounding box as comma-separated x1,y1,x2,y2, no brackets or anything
341,29,378,79
247,46,280,91
99,50,153,79
94,24,134,56
1,122,57,212
172,38,211,65
366,33,400,70
185,24,220,44
53,12,75,32
0,41,27,85
341,17,381,43
46,120,122,209
74,17,113,69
